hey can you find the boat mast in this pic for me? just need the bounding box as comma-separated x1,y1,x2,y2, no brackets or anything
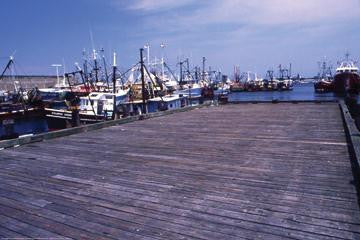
289,63,292,79
346,52,350,61
160,43,165,79
112,52,117,94
140,48,147,114
186,58,190,82
195,66,198,81
202,57,206,81
112,52,117,119
93,49,99,84
83,49,88,84
101,48,110,90
179,60,184,84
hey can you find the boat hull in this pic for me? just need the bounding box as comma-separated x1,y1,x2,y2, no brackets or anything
45,108,107,130
334,72,360,94
0,108,48,140
314,80,334,93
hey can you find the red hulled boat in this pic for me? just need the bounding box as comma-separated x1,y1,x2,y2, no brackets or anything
333,54,360,94
314,60,334,93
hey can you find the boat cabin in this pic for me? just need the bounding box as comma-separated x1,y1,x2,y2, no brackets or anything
80,91,129,117
147,95,187,113
118,94,188,116
336,61,359,74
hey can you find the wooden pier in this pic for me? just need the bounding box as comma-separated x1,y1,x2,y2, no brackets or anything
0,102,359,239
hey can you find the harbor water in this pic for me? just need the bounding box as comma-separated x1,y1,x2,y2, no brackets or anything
228,82,338,102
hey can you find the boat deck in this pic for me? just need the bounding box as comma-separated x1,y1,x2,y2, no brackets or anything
0,103,359,239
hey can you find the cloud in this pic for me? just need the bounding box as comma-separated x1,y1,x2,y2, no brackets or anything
126,0,196,11
179,0,360,27
125,0,360,25
112,0,360,74
122,0,360,46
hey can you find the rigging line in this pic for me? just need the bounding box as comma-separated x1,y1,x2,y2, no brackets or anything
117,62,141,78
163,62,177,81
143,64,164,102
0,60,12,80
101,51,110,89
13,60,29,78
11,63,27,110
115,63,141,86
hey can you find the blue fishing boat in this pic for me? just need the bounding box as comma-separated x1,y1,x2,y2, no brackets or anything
0,57,48,140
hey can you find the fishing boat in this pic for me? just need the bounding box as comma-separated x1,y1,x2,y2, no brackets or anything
43,50,125,129
45,89,130,129
270,78,279,91
314,79,333,93
175,68,203,105
230,81,245,92
176,82,203,105
333,53,360,94
79,89,130,119
230,67,245,92
277,64,293,91
163,76,178,92
278,78,293,91
0,57,48,140
111,49,189,116
314,60,334,93
254,73,264,91
245,72,264,91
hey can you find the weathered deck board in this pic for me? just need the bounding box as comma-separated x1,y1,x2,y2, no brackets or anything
0,103,360,239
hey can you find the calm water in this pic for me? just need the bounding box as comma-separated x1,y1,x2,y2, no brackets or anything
228,83,338,102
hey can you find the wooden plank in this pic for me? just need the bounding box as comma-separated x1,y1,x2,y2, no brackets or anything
0,103,359,239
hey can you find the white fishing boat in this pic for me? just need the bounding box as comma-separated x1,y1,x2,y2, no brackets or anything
79,89,130,118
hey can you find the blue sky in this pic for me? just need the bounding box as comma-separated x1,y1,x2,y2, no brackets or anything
1,0,360,77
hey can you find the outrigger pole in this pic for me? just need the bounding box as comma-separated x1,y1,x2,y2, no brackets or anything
0,56,14,80
163,62,177,82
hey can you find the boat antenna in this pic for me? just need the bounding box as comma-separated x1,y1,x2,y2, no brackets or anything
345,51,350,61
160,43,165,78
